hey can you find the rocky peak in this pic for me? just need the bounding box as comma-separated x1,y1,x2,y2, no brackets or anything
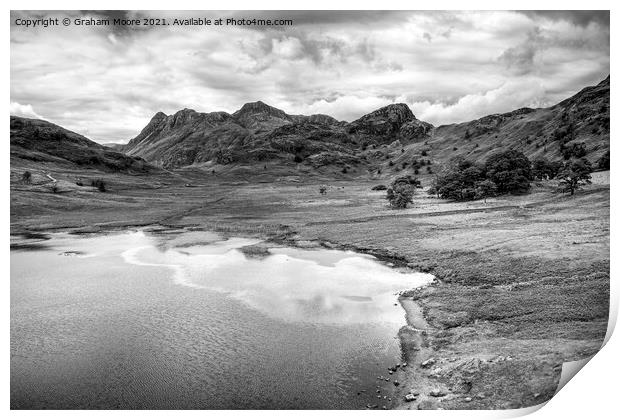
233,101,289,120
232,101,291,130
347,103,418,137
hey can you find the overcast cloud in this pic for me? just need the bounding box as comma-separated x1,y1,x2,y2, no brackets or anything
10,10,609,143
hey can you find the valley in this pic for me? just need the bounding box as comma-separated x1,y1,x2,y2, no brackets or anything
9,76,610,410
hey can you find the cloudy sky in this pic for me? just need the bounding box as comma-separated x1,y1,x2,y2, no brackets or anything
10,10,609,143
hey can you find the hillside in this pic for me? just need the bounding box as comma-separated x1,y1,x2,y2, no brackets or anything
395,76,610,171
123,76,610,176
10,116,153,173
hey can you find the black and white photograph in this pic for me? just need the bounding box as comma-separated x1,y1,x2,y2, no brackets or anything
8,4,613,413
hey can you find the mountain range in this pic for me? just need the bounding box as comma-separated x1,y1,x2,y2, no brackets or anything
11,76,610,177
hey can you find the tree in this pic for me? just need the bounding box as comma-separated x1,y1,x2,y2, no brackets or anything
386,183,414,208
484,150,532,194
532,158,562,180
474,180,498,203
21,171,32,184
557,158,592,195
597,151,610,171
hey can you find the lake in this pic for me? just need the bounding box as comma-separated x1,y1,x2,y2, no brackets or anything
10,229,433,409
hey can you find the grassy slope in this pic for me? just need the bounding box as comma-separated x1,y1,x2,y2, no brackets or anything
10,161,609,410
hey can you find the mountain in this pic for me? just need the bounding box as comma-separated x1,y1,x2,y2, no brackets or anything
124,101,433,169
10,116,152,173
114,76,612,174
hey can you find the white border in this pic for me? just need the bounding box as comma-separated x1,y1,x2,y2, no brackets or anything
4,1,617,419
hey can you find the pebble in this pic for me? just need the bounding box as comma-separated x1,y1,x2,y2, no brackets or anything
430,389,446,397
421,358,436,368
404,394,417,402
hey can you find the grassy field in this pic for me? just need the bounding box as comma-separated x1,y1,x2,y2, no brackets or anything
10,159,610,410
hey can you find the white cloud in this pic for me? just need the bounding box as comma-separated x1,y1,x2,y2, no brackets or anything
10,102,43,119
9,10,609,142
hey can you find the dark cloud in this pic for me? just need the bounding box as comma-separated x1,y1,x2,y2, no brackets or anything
518,10,609,27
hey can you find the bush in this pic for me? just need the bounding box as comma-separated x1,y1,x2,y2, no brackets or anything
371,184,387,191
319,185,327,195
421,150,428,156
293,155,303,163
21,171,32,184
558,158,592,195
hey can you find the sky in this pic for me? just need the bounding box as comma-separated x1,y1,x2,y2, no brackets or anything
10,10,610,144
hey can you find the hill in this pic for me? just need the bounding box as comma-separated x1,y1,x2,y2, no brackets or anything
10,116,153,173
123,77,609,176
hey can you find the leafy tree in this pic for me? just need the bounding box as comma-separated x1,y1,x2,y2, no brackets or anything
474,180,498,203
562,142,587,160
484,150,532,194
386,183,415,209
557,158,592,195
532,158,562,180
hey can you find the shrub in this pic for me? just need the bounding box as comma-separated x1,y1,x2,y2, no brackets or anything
50,183,59,193
341,167,347,174
371,184,387,191
293,155,303,163
319,185,327,195
421,150,428,156
558,159,592,195
21,171,32,184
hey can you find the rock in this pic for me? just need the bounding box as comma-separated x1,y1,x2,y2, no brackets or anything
463,397,472,402
404,394,417,402
366,403,378,409
476,393,486,399
417,400,436,410
382,405,387,410
402,362,408,367
430,389,447,397
420,358,436,368
409,390,420,396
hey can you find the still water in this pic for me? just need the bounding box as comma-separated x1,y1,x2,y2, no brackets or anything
11,230,433,409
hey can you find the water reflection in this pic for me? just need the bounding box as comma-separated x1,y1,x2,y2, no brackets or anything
122,232,434,324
